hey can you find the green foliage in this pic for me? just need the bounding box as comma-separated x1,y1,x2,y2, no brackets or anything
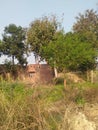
75,95,85,105
42,31,65,68
0,40,3,56
0,80,64,130
27,15,62,62
53,77,64,85
73,9,98,49
0,81,29,101
0,79,98,129
74,84,85,105
3,59,12,72
42,32,96,72
1,24,28,66
46,85,64,102
63,33,96,71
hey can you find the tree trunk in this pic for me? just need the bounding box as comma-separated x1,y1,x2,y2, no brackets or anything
87,70,90,81
12,55,15,66
64,79,66,90
54,67,58,78
91,70,94,83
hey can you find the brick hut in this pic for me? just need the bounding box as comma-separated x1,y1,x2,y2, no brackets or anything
26,64,54,84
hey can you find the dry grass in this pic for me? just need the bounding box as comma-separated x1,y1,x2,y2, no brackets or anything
0,78,98,130
0,80,65,130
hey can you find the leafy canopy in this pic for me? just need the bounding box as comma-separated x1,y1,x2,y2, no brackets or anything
73,9,98,49
42,32,96,72
27,15,61,62
1,24,27,66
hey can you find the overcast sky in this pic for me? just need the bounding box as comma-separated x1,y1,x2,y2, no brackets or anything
0,0,97,64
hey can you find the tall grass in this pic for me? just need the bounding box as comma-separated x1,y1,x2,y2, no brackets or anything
0,78,98,130
0,79,65,130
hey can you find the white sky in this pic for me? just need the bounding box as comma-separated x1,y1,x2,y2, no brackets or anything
0,0,97,64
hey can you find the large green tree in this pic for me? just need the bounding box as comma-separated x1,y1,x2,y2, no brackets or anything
1,24,28,66
73,9,98,49
27,15,61,63
42,32,97,72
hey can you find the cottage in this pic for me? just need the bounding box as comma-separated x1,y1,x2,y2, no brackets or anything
26,64,54,84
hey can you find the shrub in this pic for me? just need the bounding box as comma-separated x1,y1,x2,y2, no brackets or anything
53,77,64,85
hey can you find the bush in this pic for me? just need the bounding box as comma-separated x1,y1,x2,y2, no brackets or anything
53,77,64,85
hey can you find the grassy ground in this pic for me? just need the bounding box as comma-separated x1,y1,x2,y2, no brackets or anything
0,78,98,130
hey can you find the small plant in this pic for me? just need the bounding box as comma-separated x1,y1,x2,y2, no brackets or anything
75,95,85,105
53,77,64,85
46,85,64,102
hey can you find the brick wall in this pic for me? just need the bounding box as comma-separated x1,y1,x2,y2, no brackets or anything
26,64,54,84
39,64,54,83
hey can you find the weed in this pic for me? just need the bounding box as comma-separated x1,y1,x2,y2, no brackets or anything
75,95,85,105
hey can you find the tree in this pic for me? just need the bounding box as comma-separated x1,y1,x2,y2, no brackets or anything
42,32,97,72
2,24,28,66
41,31,64,68
64,33,97,72
73,9,98,82
73,9,98,49
27,15,61,63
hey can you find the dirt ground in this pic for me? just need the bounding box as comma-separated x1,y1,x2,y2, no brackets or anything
63,86,98,129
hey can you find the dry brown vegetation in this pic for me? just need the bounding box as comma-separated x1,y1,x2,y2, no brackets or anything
0,77,98,130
